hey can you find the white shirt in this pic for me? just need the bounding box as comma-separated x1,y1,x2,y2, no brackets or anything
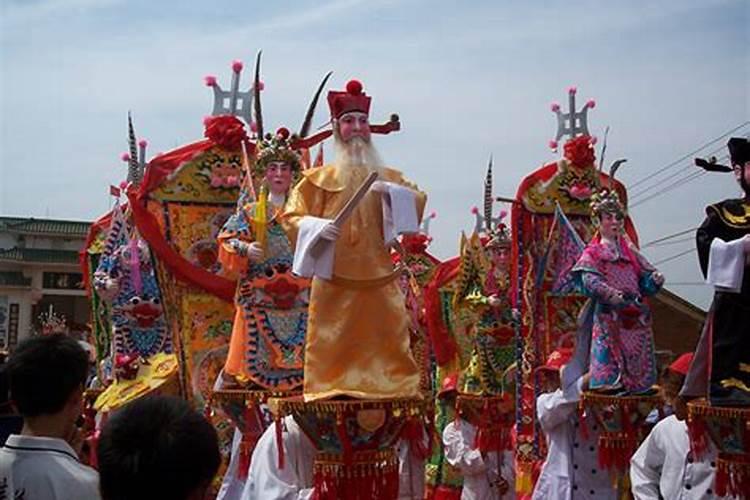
217,428,245,500
630,415,718,500
442,419,514,500
397,431,429,500
242,415,315,500
532,378,617,500
0,434,101,500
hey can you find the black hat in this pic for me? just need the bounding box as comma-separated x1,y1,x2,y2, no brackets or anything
728,137,750,167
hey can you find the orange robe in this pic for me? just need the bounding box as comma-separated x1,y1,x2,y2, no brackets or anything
283,164,426,400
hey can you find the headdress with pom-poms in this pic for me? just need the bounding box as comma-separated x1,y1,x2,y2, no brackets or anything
485,211,511,249
254,127,302,174
590,159,628,224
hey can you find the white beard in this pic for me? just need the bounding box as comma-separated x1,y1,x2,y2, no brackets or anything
332,134,385,172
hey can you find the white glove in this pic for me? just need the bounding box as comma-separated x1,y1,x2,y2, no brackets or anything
319,223,340,241
246,242,264,262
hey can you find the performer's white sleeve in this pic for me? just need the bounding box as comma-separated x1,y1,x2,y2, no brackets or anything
292,216,335,279
216,428,245,500
442,421,486,476
536,377,583,433
707,237,746,293
243,418,315,500
629,425,665,500
381,183,419,244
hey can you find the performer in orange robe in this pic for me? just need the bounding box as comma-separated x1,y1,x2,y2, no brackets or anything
283,80,426,401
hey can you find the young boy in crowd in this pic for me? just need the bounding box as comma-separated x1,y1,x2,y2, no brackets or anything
0,334,100,499
97,395,220,500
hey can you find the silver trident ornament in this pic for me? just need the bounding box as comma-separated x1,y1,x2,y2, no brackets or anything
549,87,596,151
204,57,257,126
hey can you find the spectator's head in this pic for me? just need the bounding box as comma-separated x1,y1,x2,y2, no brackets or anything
536,348,573,393
98,396,220,500
6,334,88,431
660,352,693,420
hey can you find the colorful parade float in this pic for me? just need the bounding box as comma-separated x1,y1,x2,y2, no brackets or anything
266,77,426,500
511,87,661,495
208,53,334,482
683,137,750,499
422,163,518,499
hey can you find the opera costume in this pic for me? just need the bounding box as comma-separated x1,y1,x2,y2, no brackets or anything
570,177,663,394
283,80,426,401
219,128,310,391
682,137,750,406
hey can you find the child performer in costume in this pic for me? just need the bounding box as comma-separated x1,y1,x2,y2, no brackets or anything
219,127,310,391
630,353,720,499
571,176,664,394
682,137,750,406
532,349,617,500
441,374,515,500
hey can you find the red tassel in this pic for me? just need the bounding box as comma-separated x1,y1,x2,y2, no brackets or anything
715,452,750,498
578,403,589,441
275,417,285,470
336,414,353,466
686,413,710,460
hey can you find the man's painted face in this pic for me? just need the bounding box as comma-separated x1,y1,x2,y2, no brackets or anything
734,161,750,194
599,210,624,240
491,246,510,268
264,161,293,195
337,112,371,143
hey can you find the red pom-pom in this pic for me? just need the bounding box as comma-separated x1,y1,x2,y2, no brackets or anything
470,206,479,215
586,99,596,109
429,211,437,219
257,80,265,91
567,86,577,95
119,181,128,190
550,102,561,112
276,127,290,140
138,139,147,148
590,136,598,145
204,75,217,87
499,209,508,219
346,79,363,95
120,153,130,162
231,60,243,73
548,140,558,150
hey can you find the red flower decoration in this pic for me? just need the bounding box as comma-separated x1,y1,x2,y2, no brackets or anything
204,115,249,151
563,135,595,168
402,233,429,253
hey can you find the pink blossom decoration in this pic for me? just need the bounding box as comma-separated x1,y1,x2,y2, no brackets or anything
138,139,148,148
231,60,243,73
586,99,596,109
120,153,130,162
550,102,561,112
567,86,577,95
548,140,558,150
470,206,479,215
204,75,217,87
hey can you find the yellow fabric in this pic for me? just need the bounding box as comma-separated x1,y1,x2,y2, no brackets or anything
283,164,426,400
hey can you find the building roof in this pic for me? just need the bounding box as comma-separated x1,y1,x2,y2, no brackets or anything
0,271,32,287
0,216,91,238
0,247,80,265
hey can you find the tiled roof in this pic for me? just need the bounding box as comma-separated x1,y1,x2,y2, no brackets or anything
0,217,91,238
0,247,80,265
0,271,31,287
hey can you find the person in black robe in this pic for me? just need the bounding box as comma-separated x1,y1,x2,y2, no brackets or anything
681,137,750,406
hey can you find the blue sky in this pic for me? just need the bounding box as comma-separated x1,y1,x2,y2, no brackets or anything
1,0,748,308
